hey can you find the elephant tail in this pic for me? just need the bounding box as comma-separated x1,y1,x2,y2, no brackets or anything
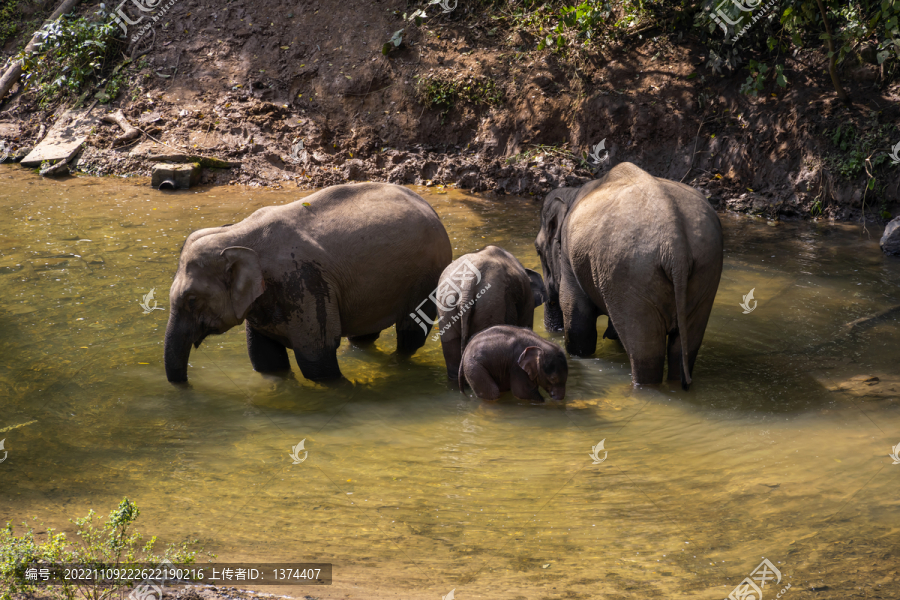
673,267,692,391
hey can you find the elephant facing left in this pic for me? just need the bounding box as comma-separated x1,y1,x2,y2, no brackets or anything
164,182,452,383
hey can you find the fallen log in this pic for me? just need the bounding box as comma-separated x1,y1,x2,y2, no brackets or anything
102,109,140,145
0,0,82,104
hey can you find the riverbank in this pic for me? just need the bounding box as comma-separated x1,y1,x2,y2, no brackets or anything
0,0,899,221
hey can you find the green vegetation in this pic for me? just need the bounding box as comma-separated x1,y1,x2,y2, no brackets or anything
739,60,788,95
382,28,405,55
696,0,900,98
0,0,19,45
415,74,504,121
824,117,895,179
0,498,202,600
15,6,124,107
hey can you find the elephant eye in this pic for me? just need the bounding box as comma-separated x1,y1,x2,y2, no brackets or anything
187,296,197,308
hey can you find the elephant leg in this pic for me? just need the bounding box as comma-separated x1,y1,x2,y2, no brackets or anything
602,317,620,341
667,330,689,382
441,337,463,380
511,371,544,403
246,326,291,372
560,266,600,356
349,331,381,346
396,284,438,354
463,361,501,400
290,291,344,381
294,343,342,381
608,303,667,386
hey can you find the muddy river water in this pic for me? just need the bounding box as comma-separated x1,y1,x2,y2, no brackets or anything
1,168,899,600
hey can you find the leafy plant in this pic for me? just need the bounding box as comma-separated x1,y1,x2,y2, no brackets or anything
0,498,202,600
739,59,788,95
16,6,124,106
0,0,20,45
382,28,404,55
415,74,504,119
536,0,611,50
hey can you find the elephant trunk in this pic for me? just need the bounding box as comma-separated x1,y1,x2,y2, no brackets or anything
538,254,564,332
164,311,196,383
548,384,566,401
543,301,564,332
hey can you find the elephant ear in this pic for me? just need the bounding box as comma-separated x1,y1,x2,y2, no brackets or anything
517,346,542,381
221,246,265,321
525,269,547,307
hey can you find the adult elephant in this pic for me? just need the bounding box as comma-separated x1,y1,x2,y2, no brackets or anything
164,182,452,383
534,162,723,389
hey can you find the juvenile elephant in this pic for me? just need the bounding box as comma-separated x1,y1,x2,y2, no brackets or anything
435,245,546,379
458,325,568,402
164,182,452,383
534,162,723,389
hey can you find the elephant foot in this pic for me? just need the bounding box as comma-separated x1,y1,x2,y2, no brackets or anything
295,352,343,381
630,356,666,386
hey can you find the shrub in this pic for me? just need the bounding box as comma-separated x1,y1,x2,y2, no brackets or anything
0,498,201,600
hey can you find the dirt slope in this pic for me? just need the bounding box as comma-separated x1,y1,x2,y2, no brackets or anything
1,0,899,221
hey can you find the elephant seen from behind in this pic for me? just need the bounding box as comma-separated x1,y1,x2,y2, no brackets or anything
534,162,723,389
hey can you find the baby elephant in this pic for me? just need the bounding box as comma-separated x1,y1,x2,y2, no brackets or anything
435,245,546,379
459,325,568,402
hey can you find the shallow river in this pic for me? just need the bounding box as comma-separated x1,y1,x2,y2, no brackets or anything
2,168,899,600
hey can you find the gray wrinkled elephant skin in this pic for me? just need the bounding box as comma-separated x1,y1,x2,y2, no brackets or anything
436,245,547,379
164,182,452,383
535,162,723,390
458,325,567,402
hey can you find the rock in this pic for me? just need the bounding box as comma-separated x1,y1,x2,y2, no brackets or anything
342,159,367,181
21,108,98,167
152,162,201,190
40,159,69,177
880,217,900,255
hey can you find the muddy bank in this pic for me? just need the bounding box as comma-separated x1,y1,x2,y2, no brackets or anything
0,0,898,221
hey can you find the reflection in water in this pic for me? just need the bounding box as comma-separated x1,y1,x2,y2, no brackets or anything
1,169,899,599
